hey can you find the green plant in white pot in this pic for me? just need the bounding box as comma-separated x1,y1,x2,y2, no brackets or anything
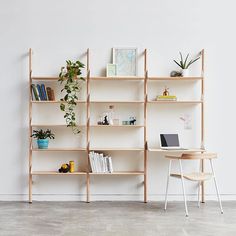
58,60,85,134
31,129,55,149
174,52,200,77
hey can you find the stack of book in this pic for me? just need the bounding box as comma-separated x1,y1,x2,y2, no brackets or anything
31,84,55,101
89,151,113,173
156,95,177,101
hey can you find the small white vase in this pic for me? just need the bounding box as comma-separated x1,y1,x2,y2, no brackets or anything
181,69,189,77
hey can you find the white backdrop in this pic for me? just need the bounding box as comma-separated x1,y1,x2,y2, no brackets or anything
0,0,235,201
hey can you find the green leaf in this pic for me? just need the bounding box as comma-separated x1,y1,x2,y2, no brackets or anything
173,60,182,68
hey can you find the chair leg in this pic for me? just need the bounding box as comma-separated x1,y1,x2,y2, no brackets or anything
197,181,201,208
164,160,172,211
210,159,223,214
179,160,189,217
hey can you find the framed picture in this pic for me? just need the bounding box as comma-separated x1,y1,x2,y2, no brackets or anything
106,63,117,77
113,47,137,76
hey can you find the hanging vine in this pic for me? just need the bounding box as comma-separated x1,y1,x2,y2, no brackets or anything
58,60,85,134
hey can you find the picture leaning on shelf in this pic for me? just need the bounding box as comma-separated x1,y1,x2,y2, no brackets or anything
89,151,113,173
31,84,55,101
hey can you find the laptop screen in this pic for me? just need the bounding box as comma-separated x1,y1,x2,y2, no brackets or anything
160,134,180,147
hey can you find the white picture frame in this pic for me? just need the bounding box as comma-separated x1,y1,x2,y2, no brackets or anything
113,47,138,76
106,63,117,77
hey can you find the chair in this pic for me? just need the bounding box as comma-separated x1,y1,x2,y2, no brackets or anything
164,152,223,216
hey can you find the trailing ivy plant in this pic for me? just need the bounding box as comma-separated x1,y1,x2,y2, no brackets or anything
58,60,85,134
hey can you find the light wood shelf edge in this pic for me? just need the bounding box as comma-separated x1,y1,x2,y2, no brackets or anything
89,171,144,175
32,171,87,175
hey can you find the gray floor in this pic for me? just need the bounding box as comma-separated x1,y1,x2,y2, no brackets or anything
0,201,235,236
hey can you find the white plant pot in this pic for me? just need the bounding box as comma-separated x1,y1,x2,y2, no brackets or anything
181,69,189,77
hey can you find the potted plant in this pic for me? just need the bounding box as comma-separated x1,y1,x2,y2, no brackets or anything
58,60,85,134
31,129,55,149
173,52,200,77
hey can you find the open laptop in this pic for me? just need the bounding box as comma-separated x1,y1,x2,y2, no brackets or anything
160,134,188,150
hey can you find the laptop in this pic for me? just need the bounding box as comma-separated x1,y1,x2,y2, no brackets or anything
160,134,188,150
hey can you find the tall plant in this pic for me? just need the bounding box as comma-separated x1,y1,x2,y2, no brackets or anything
174,52,200,69
58,60,85,134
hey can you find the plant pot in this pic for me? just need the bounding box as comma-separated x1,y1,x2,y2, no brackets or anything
37,139,49,149
181,69,189,77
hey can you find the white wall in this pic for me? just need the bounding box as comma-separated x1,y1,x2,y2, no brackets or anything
0,0,236,201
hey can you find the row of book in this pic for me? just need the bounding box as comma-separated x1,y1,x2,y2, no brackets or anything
89,151,113,173
156,95,177,101
31,84,55,101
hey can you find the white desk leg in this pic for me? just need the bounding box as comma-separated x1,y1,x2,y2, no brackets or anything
164,160,172,210
179,159,189,217
210,159,223,214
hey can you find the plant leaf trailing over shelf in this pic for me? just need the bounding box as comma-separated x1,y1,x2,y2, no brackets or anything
173,52,200,69
58,60,85,134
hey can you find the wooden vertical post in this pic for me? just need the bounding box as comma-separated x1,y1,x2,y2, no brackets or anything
144,49,148,203
29,48,33,203
201,49,205,203
86,48,90,203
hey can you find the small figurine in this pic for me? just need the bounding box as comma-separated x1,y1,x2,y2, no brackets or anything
170,70,182,77
129,116,136,125
103,115,109,125
163,87,169,96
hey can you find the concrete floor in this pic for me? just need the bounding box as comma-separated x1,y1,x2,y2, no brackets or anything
0,201,235,236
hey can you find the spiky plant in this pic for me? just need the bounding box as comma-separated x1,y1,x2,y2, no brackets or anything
174,52,200,69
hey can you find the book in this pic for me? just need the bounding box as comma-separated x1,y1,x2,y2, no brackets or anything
89,151,113,173
41,84,47,100
108,157,113,173
31,84,40,101
51,89,55,101
46,87,52,100
36,84,43,100
156,95,177,101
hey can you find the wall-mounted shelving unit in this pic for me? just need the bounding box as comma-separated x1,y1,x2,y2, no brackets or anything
28,48,205,203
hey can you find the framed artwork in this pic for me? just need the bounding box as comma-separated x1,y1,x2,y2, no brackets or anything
106,63,117,77
113,47,137,76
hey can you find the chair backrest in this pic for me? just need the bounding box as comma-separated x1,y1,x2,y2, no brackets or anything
180,153,217,160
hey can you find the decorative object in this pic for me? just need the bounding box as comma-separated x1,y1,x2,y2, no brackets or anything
108,105,114,125
103,115,109,125
173,52,200,77
58,60,85,134
129,117,136,125
113,47,137,76
113,119,119,125
163,87,169,96
156,87,177,101
31,129,55,149
170,71,182,77
122,121,129,125
69,161,75,173
106,64,117,77
58,163,70,173
180,114,192,130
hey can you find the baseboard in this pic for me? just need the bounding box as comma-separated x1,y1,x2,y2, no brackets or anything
1,194,236,201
